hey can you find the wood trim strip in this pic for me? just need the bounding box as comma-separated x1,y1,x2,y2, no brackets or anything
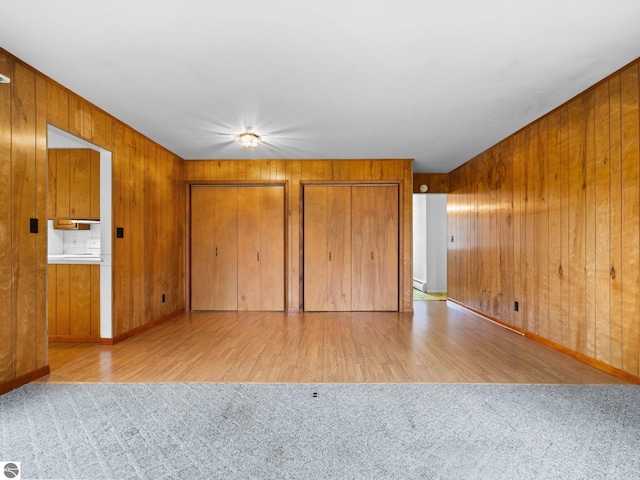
110,308,184,345
448,298,640,385
0,365,50,396
48,335,99,343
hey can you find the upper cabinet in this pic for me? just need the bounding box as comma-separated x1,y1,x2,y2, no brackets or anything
48,148,100,219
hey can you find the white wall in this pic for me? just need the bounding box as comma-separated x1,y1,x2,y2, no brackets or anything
413,193,448,293
412,195,428,291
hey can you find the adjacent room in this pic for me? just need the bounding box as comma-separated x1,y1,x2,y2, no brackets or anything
1,1,640,478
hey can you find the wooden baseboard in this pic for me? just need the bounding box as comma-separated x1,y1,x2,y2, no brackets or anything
448,298,640,385
110,308,185,345
0,365,51,396
49,335,100,343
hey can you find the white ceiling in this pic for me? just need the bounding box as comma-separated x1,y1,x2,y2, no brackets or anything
2,1,640,172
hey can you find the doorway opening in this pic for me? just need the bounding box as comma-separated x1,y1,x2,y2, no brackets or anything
46,125,113,341
412,193,447,301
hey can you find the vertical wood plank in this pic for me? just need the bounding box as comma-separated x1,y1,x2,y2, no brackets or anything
594,81,611,364
68,94,83,138
34,73,47,367
559,106,571,346
0,52,12,383
90,149,100,219
46,81,68,130
584,90,597,358
47,265,57,335
90,264,100,336
11,62,37,377
69,265,91,336
620,65,640,376
56,264,70,335
609,74,623,369
54,149,70,218
512,131,524,329
547,111,563,344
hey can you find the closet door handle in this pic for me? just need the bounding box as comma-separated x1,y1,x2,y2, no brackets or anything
215,247,218,257
329,252,332,261
371,251,374,260
257,252,260,261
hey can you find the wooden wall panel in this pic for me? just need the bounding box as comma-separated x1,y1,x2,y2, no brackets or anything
12,62,39,378
412,173,449,193
449,57,640,381
1,47,186,392
620,65,640,376
185,159,413,312
0,53,12,384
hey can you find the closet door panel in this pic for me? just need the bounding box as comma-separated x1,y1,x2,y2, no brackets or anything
373,185,399,310
303,186,329,310
237,187,262,310
259,186,285,311
190,187,217,310
304,186,351,311
213,187,238,310
351,186,378,310
351,186,398,311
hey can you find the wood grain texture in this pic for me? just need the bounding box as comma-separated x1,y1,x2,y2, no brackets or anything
12,62,38,378
304,186,352,311
40,302,630,385
257,186,285,310
620,64,640,376
448,57,640,380
69,149,92,218
351,186,398,311
412,173,449,193
0,52,12,383
1,47,187,387
185,159,413,312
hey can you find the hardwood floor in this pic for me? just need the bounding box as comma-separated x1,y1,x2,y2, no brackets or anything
40,301,627,384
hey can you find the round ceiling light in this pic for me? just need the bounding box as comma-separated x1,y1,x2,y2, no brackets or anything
237,132,261,148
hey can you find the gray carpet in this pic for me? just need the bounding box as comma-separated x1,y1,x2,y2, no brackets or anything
1,383,639,479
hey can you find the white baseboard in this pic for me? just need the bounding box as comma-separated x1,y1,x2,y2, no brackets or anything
412,279,427,292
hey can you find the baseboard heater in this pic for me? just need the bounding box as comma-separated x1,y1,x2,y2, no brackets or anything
412,279,427,292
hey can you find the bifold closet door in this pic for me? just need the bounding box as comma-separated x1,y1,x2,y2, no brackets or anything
237,186,285,311
304,186,351,311
190,186,238,310
351,185,398,311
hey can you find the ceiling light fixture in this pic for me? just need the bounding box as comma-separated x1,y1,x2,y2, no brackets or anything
237,131,261,148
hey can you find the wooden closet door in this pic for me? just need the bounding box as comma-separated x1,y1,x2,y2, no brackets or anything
304,186,351,311
258,186,285,311
212,187,238,309
237,186,285,311
237,187,261,310
190,186,238,310
351,185,398,311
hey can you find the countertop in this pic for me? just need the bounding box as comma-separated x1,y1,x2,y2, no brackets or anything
48,254,101,265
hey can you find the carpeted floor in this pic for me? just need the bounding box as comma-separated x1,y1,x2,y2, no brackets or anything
1,383,639,479
413,288,447,301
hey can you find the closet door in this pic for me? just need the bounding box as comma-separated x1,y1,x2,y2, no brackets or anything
304,186,351,311
351,185,398,311
237,186,285,311
190,186,238,310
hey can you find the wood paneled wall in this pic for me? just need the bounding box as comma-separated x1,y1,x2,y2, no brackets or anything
185,159,414,312
413,173,449,193
0,48,185,393
448,58,640,380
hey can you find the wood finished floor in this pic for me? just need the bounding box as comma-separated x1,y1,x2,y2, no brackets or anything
40,301,628,384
